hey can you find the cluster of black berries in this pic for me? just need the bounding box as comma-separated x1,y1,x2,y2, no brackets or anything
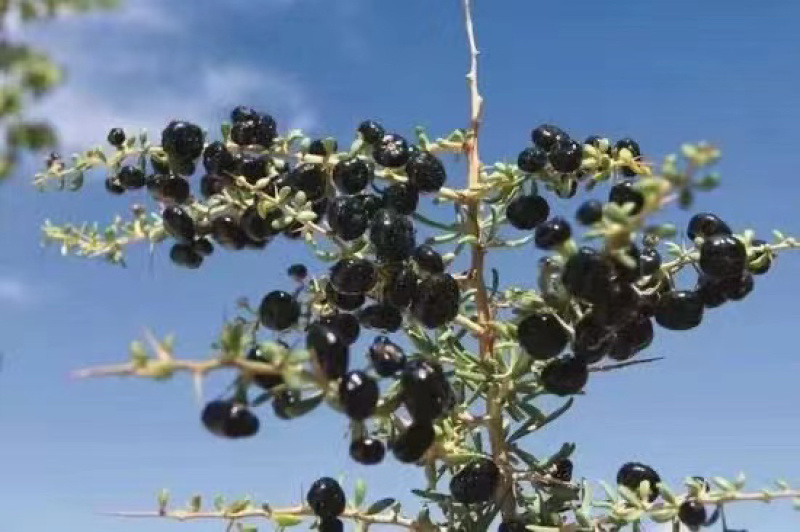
306,476,347,531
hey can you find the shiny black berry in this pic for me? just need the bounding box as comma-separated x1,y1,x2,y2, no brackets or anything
247,346,284,390
288,163,327,201
608,315,653,361
158,175,191,204
373,133,410,168
162,205,196,243
616,462,660,502
107,127,126,148
402,359,452,422
575,199,603,225
200,173,226,198
640,247,662,276
327,196,369,241
259,290,300,331
306,477,346,519
392,422,435,463
307,323,349,380
562,247,615,304
358,120,385,144
319,518,344,532
330,258,377,295
309,138,337,157
549,139,583,173
584,135,605,150
534,217,572,249
678,500,707,528
450,457,500,504
531,124,567,152
552,458,573,481
383,182,419,215
358,193,384,219
541,357,588,396
326,284,365,312
615,137,641,159
609,180,645,215
254,113,278,147
169,243,203,269
230,119,259,146
272,389,301,420
339,370,379,420
358,303,403,332
104,176,125,195
411,273,460,329
117,166,145,189
383,265,417,309
231,106,257,123
235,153,270,184
162,120,204,161
406,151,446,192
288,263,308,281
350,438,385,465
573,314,613,364
506,195,550,230
655,290,703,330
413,245,444,274
369,209,416,263
517,312,569,360
211,215,248,250
333,157,371,194
517,146,547,173
240,205,279,242
319,313,361,346
720,273,754,301
369,336,406,377
201,400,259,438
687,212,731,241
696,275,727,308
202,141,235,174
699,234,746,279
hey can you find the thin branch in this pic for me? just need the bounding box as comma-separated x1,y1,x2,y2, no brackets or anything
71,356,283,380
589,357,664,373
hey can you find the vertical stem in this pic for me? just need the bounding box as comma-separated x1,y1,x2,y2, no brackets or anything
461,0,515,522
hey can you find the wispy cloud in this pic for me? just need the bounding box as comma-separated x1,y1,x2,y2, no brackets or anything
0,277,39,308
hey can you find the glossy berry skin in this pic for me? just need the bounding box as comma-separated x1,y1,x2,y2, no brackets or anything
358,303,403,332
687,212,731,241
608,315,653,361
163,205,196,243
333,157,371,194
240,205,279,242
392,422,435,463
506,195,550,230
413,245,445,274
288,163,327,201
517,146,547,173
200,173,226,198
157,175,191,204
411,273,460,329
406,151,447,192
369,336,406,377
162,120,204,161
639,247,662,276
330,257,378,295
384,265,418,309
575,199,603,225
549,139,583,173
562,247,614,304
402,359,452,423
327,196,369,241
288,263,308,281
696,275,727,308
540,357,588,396
615,138,641,158
699,234,746,279
318,519,343,532
201,400,259,438
326,283,365,311
339,370,379,420
358,120,385,144
655,290,704,330
118,166,146,189
236,154,269,184
107,127,126,147
308,138,337,156
369,209,416,263
616,462,660,502
552,458,573,481
272,389,301,420
306,477,346,519
104,176,125,195
202,141,235,175
449,458,500,504
350,438,385,465
318,313,361,346
531,124,567,152
573,314,613,364
259,291,300,331
534,217,572,250
169,243,203,269
584,135,605,150
358,193,384,220
373,133,410,168
211,215,247,250
720,273,754,301
678,500,707,528
383,182,419,215
231,105,257,123
246,347,284,390
609,180,645,215
517,312,569,360
307,323,349,380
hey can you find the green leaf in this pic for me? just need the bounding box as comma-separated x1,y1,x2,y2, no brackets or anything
410,490,449,503
365,498,396,515
354,478,367,507
713,476,735,492
272,514,303,527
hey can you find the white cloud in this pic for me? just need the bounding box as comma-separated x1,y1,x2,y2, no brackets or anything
0,277,37,307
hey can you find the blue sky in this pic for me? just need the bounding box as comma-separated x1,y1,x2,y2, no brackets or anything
1,1,800,530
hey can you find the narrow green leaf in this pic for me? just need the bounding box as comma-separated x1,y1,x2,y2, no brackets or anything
354,478,367,508
365,498,396,515
272,514,303,527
